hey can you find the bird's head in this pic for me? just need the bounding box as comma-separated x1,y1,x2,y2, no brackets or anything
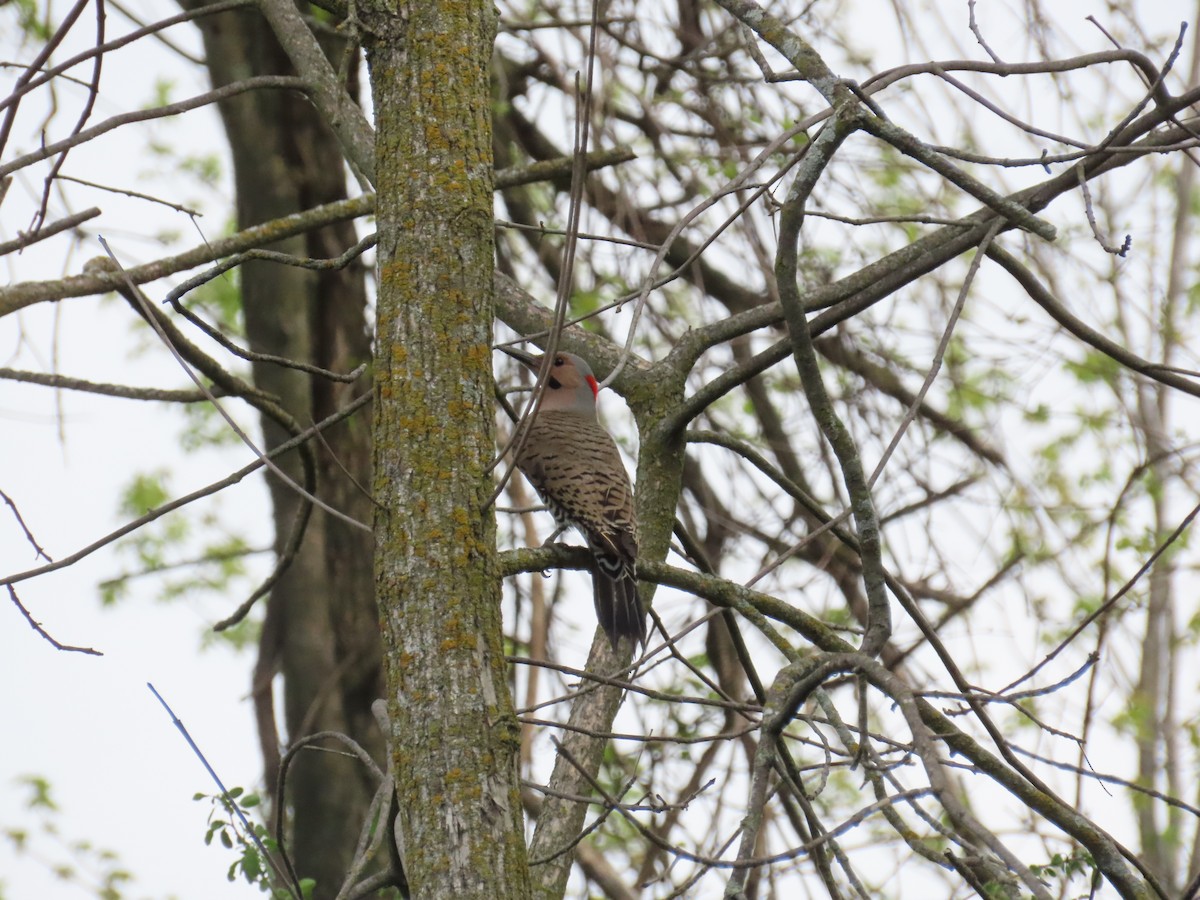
501,346,600,416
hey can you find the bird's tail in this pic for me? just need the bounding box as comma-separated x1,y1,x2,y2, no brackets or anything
591,555,644,650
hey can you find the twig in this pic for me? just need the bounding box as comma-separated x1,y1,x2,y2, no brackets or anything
988,244,1200,398
104,0,205,65
0,0,90,158
0,206,100,256
0,392,370,589
0,76,309,181
0,0,253,119
149,682,300,898
0,366,217,401
272,730,387,895
967,0,1003,64
162,238,376,383
999,494,1200,697
1075,166,1132,256
7,584,101,655
96,241,371,534
28,0,106,235
869,220,1003,486
58,173,203,216
487,19,601,499
0,488,52,562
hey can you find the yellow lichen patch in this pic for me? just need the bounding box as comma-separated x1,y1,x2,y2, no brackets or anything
378,258,412,285
464,342,490,366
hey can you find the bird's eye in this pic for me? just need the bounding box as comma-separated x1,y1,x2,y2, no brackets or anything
554,355,566,367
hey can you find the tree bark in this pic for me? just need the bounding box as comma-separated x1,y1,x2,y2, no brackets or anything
362,1,532,897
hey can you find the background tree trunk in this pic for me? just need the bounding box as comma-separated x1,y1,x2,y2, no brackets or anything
181,5,381,895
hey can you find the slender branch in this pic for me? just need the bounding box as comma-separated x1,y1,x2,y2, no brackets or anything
94,246,369,535
0,489,52,562
149,682,301,899
856,114,1056,241
27,0,107,234
494,147,636,188
257,0,376,185
0,366,218,401
967,0,1002,64
868,221,1002,487
0,0,90,156
711,0,851,106
771,112,891,659
8,584,101,655
57,173,203,216
0,207,100,256
0,192,373,317
0,0,254,118
0,392,370,589
0,76,309,181
988,243,1200,400
1000,492,1200,699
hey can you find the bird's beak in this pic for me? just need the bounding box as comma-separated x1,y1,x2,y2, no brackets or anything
499,345,541,370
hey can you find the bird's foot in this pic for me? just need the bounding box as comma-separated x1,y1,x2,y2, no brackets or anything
540,525,568,547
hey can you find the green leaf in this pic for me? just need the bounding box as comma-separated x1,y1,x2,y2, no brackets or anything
117,471,172,516
241,847,262,880
17,775,57,811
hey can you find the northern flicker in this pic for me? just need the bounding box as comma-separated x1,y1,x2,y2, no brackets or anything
502,347,644,649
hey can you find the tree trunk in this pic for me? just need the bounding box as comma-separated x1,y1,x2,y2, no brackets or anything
182,5,381,895
362,1,532,897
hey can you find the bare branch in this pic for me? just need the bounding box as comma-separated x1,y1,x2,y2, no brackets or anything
0,489,52,562
0,392,370,590
0,366,218,401
0,76,309,181
8,584,102,655
0,206,100,256
257,0,376,185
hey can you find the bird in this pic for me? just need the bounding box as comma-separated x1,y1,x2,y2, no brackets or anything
501,346,644,649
